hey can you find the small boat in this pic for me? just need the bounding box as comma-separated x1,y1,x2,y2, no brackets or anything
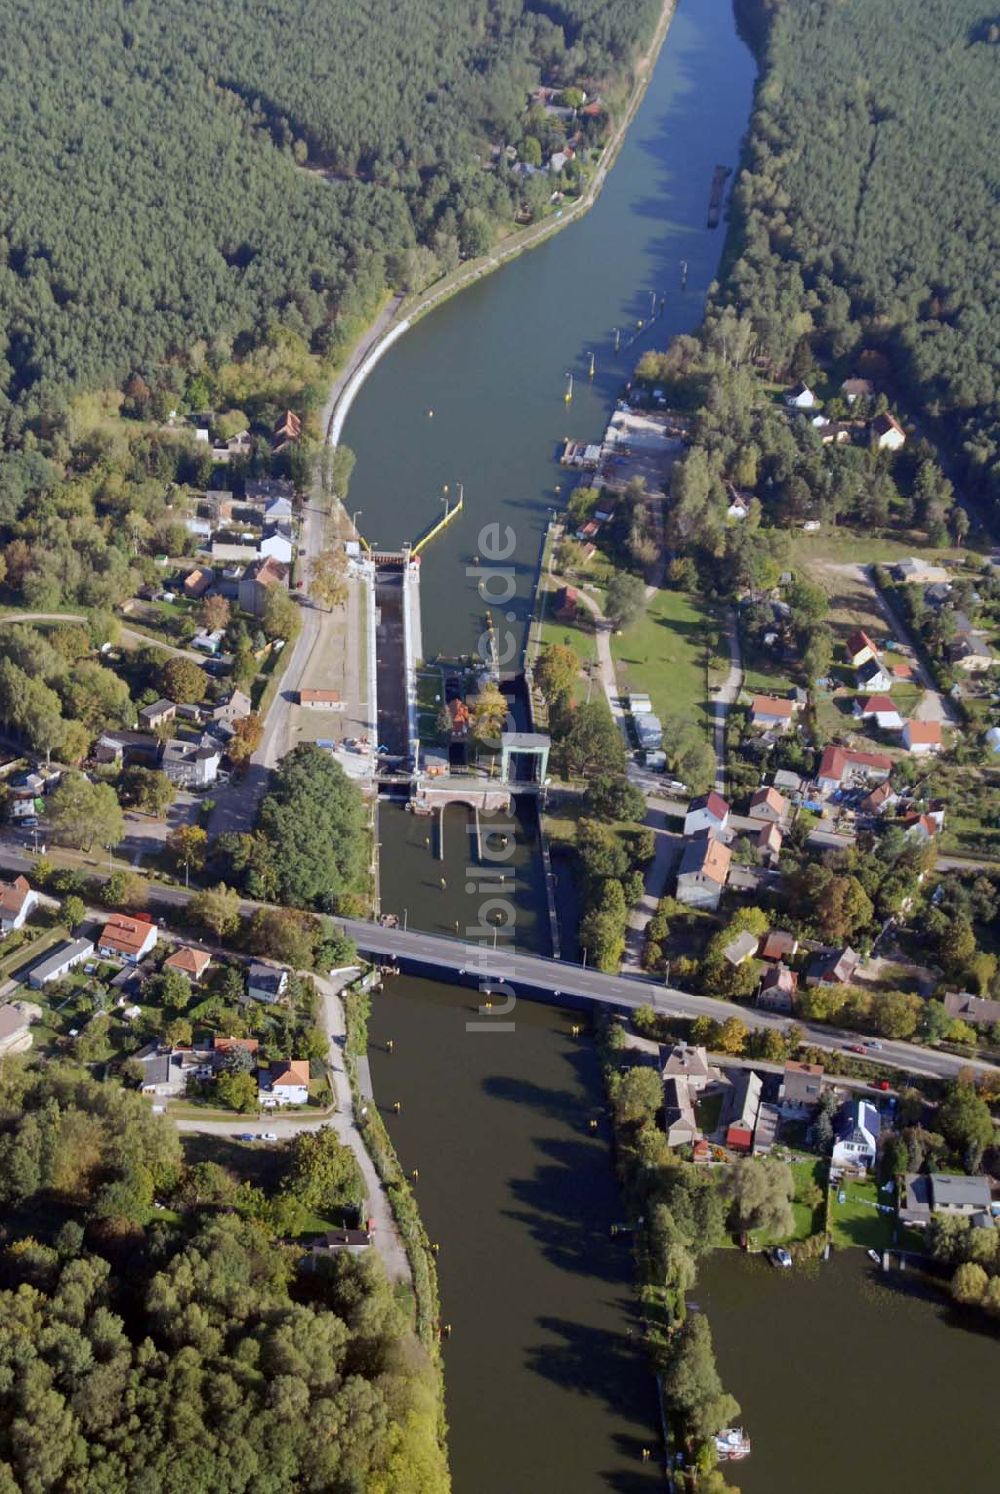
715,1428,751,1462
769,1247,793,1269
867,1248,882,1265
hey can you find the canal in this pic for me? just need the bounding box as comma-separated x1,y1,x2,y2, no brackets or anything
369,975,661,1494
343,0,758,659
352,0,760,1486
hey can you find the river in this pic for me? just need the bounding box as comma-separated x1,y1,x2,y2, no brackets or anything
698,1250,1000,1493
343,0,757,660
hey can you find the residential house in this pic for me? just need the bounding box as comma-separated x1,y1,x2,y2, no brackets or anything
773,769,803,797
0,876,38,935
845,629,879,668
660,1042,719,1095
856,657,893,692
749,695,796,732
164,946,212,983
662,1076,701,1147
946,620,995,673
904,813,940,844
273,409,302,451
264,494,295,524
160,737,220,788
138,699,177,732
94,729,160,767
758,962,797,1013
0,1004,33,1057
182,567,213,599
239,557,289,619
785,382,817,409
298,689,343,709
684,791,730,837
259,524,294,565
759,929,799,963
752,1103,780,1155
832,1098,880,1169
841,377,874,404
894,557,950,586
821,423,853,446
306,1229,373,1262
942,991,1000,1029
860,780,899,816
246,962,289,1006
726,486,750,520
779,1060,824,1116
806,946,859,987
816,745,892,796
27,938,94,989
723,930,760,965
901,720,942,755
853,695,904,732
756,821,783,866
211,429,252,463
97,915,158,964
872,412,906,450
747,786,788,824
721,1071,762,1153
211,690,252,727
676,831,731,911
244,479,294,507
136,1050,177,1097
901,1173,993,1228
260,1059,311,1108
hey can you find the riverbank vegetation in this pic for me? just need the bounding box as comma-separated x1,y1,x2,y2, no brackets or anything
0,1058,449,1491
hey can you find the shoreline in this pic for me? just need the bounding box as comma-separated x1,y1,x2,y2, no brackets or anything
323,0,679,448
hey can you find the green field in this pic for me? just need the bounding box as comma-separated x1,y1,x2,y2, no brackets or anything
611,587,716,734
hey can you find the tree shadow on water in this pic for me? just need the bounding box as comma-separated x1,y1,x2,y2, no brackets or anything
502,1138,630,1283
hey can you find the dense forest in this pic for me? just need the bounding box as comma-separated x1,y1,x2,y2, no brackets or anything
0,1063,447,1491
0,0,660,443
729,0,1000,500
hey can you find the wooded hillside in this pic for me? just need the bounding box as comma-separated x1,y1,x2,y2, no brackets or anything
0,0,659,441
730,0,1000,500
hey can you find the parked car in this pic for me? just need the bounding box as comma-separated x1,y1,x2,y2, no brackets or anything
261,1131,279,1142
846,1043,867,1055
864,1039,884,1050
875,1080,891,1092
238,1132,256,1142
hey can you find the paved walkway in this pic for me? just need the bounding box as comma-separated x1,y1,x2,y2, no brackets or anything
712,606,743,793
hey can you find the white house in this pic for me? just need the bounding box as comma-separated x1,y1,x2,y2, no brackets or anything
872,412,906,450
816,745,892,796
894,557,950,586
683,791,730,837
97,915,158,964
855,658,893,693
749,695,796,732
263,495,294,524
28,938,94,989
259,1059,310,1107
675,831,731,911
832,1098,880,1169
246,962,289,1005
852,694,904,732
259,525,294,565
192,629,225,656
901,720,942,755
785,382,816,409
0,876,38,935
160,737,220,788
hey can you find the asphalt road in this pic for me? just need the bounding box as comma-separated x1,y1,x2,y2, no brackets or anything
1,841,994,1083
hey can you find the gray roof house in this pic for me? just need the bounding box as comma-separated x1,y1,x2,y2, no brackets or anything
27,938,94,989
662,1076,700,1148
901,1173,993,1227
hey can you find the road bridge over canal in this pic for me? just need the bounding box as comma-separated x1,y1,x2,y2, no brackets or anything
333,916,1000,1083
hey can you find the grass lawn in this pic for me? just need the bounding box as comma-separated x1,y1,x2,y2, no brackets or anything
828,1175,896,1251
611,587,717,734
695,1090,723,1136
786,528,959,569
0,924,69,983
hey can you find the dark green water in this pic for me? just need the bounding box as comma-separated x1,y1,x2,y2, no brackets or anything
698,1250,1000,1493
369,976,660,1493
343,0,757,659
